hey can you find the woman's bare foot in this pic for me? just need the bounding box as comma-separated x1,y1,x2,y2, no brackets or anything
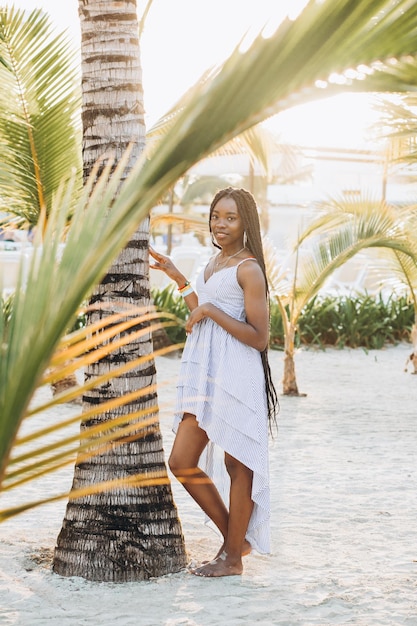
202,539,251,564
191,551,242,577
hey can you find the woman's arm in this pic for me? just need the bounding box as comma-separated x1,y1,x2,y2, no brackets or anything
149,246,198,310
185,261,269,351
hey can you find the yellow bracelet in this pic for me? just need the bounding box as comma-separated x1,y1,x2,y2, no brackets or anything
178,280,190,292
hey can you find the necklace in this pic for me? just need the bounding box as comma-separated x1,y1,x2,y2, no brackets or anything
214,246,245,271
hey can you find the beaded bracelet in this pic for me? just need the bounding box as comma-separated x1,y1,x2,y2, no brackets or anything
180,286,194,298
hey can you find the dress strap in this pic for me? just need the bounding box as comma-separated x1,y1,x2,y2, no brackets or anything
236,257,257,268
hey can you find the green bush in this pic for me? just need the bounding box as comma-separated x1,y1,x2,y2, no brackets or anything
270,293,414,350
151,286,414,350
151,285,188,344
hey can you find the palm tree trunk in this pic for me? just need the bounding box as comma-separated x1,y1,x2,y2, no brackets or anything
282,323,304,396
53,437,187,581
409,322,417,374
275,297,304,396
53,0,187,581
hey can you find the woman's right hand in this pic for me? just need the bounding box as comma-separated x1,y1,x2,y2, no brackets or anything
149,246,182,283
150,246,198,311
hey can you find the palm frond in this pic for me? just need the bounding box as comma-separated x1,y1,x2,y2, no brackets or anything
297,193,393,246
150,212,208,241
372,93,417,164
0,297,182,515
294,210,416,313
131,0,417,220
148,103,278,178
0,469,171,523
0,7,81,226
263,236,291,298
389,249,417,305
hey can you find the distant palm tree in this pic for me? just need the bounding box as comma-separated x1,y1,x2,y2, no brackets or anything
304,194,417,359
271,195,417,395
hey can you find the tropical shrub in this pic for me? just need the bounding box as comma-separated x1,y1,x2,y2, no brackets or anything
271,293,414,350
152,285,188,344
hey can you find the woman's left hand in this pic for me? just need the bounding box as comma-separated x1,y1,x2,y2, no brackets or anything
185,304,212,333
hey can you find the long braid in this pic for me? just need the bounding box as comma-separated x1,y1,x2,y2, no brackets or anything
209,187,279,434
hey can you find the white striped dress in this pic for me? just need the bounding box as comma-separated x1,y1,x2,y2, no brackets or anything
173,258,270,554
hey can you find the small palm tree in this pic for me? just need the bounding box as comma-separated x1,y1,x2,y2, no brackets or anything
271,195,417,395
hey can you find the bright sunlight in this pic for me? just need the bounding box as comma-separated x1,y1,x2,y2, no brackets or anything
11,0,379,149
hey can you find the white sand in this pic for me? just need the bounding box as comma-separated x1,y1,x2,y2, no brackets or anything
0,343,416,625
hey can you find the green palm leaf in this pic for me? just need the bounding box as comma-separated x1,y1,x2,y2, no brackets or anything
0,296,182,519
296,194,394,246
294,194,417,309
0,7,81,226
147,87,278,178
294,207,416,314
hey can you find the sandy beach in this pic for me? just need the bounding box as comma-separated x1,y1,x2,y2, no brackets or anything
0,342,416,625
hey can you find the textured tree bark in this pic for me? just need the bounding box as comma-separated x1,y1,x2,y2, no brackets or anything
282,324,305,396
53,445,187,581
283,351,300,396
409,323,417,374
53,0,187,581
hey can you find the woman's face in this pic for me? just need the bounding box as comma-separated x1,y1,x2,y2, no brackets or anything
210,197,244,248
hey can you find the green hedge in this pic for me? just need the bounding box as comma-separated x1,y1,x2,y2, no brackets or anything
152,286,414,350
270,293,413,350
152,285,190,345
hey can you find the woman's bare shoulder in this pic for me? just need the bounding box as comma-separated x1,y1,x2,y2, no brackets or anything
236,257,264,285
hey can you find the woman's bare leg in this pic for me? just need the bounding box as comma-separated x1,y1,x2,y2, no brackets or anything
193,453,254,577
169,413,229,540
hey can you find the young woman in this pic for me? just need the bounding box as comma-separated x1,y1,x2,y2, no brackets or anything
150,187,278,577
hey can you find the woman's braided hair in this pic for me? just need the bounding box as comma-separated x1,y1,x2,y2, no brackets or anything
209,187,279,433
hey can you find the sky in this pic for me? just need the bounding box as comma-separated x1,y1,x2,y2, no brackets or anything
9,0,379,149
